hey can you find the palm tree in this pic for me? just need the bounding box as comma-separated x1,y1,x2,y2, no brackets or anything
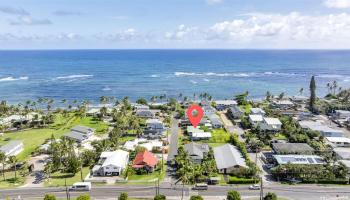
0,152,6,180
299,88,304,96
8,156,18,180
100,96,109,106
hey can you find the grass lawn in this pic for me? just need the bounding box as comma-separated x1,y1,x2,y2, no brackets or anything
208,129,231,143
208,142,226,148
45,167,90,187
240,104,252,114
0,171,25,188
0,114,108,161
274,133,287,140
127,163,167,184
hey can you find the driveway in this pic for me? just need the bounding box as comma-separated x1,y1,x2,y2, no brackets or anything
21,154,49,188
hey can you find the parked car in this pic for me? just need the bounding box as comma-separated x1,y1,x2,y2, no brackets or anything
249,184,261,190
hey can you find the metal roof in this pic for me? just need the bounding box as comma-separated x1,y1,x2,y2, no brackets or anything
213,144,247,169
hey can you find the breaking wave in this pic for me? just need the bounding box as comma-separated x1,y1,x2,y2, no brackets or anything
55,74,93,80
0,76,28,82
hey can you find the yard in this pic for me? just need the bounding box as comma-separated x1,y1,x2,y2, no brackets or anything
126,163,166,184
0,171,25,188
208,129,231,143
45,167,90,187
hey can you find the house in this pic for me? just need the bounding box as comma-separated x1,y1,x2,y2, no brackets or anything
215,100,237,111
208,114,223,128
146,119,165,132
143,128,165,139
272,100,294,110
213,144,247,174
248,114,263,128
290,96,308,104
92,150,129,176
298,120,343,137
203,105,216,117
272,143,314,155
135,110,155,118
132,150,158,172
0,140,24,156
332,110,350,120
64,125,95,143
273,155,324,165
191,132,212,141
133,104,150,111
139,140,163,152
333,148,350,160
184,142,209,164
123,138,147,151
339,160,350,175
260,118,282,132
186,126,203,136
325,137,350,148
228,105,244,119
250,108,266,116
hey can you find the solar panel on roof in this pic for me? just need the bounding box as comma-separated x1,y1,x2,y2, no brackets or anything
307,158,314,163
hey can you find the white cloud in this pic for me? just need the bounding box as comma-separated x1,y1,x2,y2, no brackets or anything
53,10,82,16
165,24,198,40
0,6,29,16
95,28,142,41
207,0,223,5
206,12,350,47
324,0,350,8
9,16,52,26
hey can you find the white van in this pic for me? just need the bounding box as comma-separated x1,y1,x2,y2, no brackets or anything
70,182,92,191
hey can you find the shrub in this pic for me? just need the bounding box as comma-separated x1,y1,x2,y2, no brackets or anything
190,195,203,200
154,194,166,200
228,176,258,184
227,190,241,200
43,194,56,200
76,194,90,200
264,192,277,200
118,192,128,200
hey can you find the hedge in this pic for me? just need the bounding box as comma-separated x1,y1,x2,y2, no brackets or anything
301,179,348,184
228,176,259,184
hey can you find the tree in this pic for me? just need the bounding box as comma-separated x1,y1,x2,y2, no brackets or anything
76,194,91,200
8,156,18,180
154,194,166,200
265,91,272,102
264,192,277,200
227,190,241,200
118,192,128,200
44,194,57,200
136,98,148,105
0,152,6,180
190,195,203,200
309,76,316,112
299,88,304,95
235,92,249,105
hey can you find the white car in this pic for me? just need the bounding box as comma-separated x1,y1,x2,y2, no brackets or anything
249,184,261,190
70,182,91,191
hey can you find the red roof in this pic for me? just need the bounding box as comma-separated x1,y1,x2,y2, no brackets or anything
132,151,158,168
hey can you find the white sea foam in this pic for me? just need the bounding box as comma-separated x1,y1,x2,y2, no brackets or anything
203,78,210,82
150,74,160,78
55,74,93,80
102,86,112,91
0,76,28,82
190,80,198,84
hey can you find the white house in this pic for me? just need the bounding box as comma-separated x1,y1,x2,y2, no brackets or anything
191,132,212,141
64,125,95,143
249,114,263,128
272,100,294,109
135,110,155,118
203,105,216,117
325,137,350,148
260,118,282,131
273,155,324,165
0,140,24,156
250,108,266,116
333,110,350,120
92,150,129,176
146,119,165,130
299,120,343,137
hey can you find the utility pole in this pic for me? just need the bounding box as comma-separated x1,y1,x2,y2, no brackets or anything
65,178,70,200
260,177,263,200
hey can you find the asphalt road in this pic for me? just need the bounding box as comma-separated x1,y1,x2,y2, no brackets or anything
167,118,179,163
2,184,350,200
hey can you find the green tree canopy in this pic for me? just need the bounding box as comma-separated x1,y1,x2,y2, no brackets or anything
190,195,203,200
227,190,241,200
118,192,128,200
264,192,277,200
154,194,166,200
76,194,91,200
43,194,56,200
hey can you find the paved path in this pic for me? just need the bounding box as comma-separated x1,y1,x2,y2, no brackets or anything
167,118,179,164
21,154,49,188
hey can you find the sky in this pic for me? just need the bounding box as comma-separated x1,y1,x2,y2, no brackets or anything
1,0,350,49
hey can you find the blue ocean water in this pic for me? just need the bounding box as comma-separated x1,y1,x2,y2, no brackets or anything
0,49,350,104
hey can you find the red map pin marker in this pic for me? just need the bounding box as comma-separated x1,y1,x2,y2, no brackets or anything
186,104,204,128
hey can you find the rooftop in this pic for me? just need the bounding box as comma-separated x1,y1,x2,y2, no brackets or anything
213,144,247,169
0,140,23,153
273,154,324,165
184,142,209,160
215,100,237,105
326,137,350,143
272,143,314,154
249,114,263,122
264,117,282,125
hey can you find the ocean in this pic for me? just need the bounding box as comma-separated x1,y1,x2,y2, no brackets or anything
0,49,350,104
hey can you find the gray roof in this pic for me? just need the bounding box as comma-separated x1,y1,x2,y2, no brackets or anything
334,148,350,160
213,144,247,169
0,140,23,153
64,131,88,142
229,105,244,114
272,143,314,155
71,125,95,134
184,142,209,160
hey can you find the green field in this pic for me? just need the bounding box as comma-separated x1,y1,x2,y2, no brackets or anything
208,129,231,143
0,114,108,161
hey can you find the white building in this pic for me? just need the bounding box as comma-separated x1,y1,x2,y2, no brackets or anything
92,150,129,176
260,118,282,131
249,114,264,128
215,100,237,111
298,120,343,137
333,110,350,120
146,119,165,130
250,108,266,116
0,140,24,156
272,100,294,109
325,137,350,148
213,144,247,174
191,132,212,140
